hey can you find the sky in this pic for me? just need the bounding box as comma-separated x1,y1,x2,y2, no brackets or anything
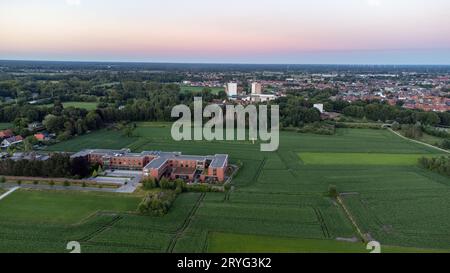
0,0,449,64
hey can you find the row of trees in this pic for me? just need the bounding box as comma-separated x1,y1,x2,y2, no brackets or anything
0,154,90,178
340,101,450,126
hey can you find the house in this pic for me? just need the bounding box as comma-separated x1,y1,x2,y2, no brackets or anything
0,129,13,139
28,122,45,132
1,135,24,148
34,132,51,141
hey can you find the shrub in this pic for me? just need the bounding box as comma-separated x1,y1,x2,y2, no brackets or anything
224,183,232,192
328,185,338,198
49,180,55,187
82,182,87,188
17,180,22,185
33,180,39,185
0,176,6,183
142,177,157,190
63,180,71,187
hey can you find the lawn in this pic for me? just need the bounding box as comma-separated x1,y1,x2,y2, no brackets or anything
0,189,140,224
299,152,430,165
207,232,448,253
41,102,98,110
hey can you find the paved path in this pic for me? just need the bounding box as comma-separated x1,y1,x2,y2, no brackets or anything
388,128,450,154
0,183,117,193
0,186,20,201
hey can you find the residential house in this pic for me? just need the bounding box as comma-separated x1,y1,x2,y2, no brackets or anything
1,135,24,148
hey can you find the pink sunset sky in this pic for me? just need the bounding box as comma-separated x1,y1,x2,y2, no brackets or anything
0,0,449,64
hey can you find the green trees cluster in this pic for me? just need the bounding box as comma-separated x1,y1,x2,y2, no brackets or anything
0,153,90,178
339,101,450,126
277,96,321,127
418,156,450,177
138,191,178,216
141,177,186,193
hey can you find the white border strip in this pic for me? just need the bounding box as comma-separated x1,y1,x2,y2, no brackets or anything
0,187,20,201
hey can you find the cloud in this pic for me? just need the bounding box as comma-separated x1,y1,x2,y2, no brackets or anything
65,0,81,6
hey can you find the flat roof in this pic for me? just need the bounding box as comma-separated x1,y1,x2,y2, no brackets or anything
210,154,228,168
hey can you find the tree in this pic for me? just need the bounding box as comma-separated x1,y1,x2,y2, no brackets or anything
328,185,338,198
43,114,64,133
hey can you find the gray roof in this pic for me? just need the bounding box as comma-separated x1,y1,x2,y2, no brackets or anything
210,154,228,168
72,148,228,171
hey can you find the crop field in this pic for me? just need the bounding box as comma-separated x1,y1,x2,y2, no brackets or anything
299,153,431,165
207,232,444,253
2,123,450,253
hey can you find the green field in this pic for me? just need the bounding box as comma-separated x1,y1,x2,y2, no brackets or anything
41,102,98,110
299,153,430,165
0,123,12,130
0,190,140,224
180,85,224,95
2,124,450,253
207,233,444,253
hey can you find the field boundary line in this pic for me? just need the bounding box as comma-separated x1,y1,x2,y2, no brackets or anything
167,193,206,253
388,128,450,154
0,186,19,201
336,195,368,243
79,215,123,242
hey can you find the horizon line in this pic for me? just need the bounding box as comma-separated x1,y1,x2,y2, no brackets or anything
1,59,450,67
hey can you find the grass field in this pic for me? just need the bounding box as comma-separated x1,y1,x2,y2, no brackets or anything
0,190,140,224
299,153,430,165
3,123,449,253
41,102,98,110
180,85,224,95
0,123,13,130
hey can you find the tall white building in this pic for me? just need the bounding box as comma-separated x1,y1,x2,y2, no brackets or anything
226,82,238,96
313,104,324,113
251,82,262,94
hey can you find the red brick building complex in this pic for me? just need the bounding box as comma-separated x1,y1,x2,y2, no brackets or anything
71,149,228,183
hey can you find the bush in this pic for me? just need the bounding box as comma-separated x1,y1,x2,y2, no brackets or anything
138,191,178,216
328,185,338,198
17,180,22,185
224,183,232,192
82,182,87,188
63,180,71,187
49,180,55,187
0,176,5,183
142,177,157,190
33,180,39,185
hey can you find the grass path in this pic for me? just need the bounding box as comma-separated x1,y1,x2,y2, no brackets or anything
388,128,450,154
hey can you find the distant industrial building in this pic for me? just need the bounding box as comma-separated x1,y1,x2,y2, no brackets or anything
226,82,238,97
71,149,228,183
251,82,262,94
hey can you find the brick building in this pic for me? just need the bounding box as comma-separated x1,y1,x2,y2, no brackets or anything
71,149,228,183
